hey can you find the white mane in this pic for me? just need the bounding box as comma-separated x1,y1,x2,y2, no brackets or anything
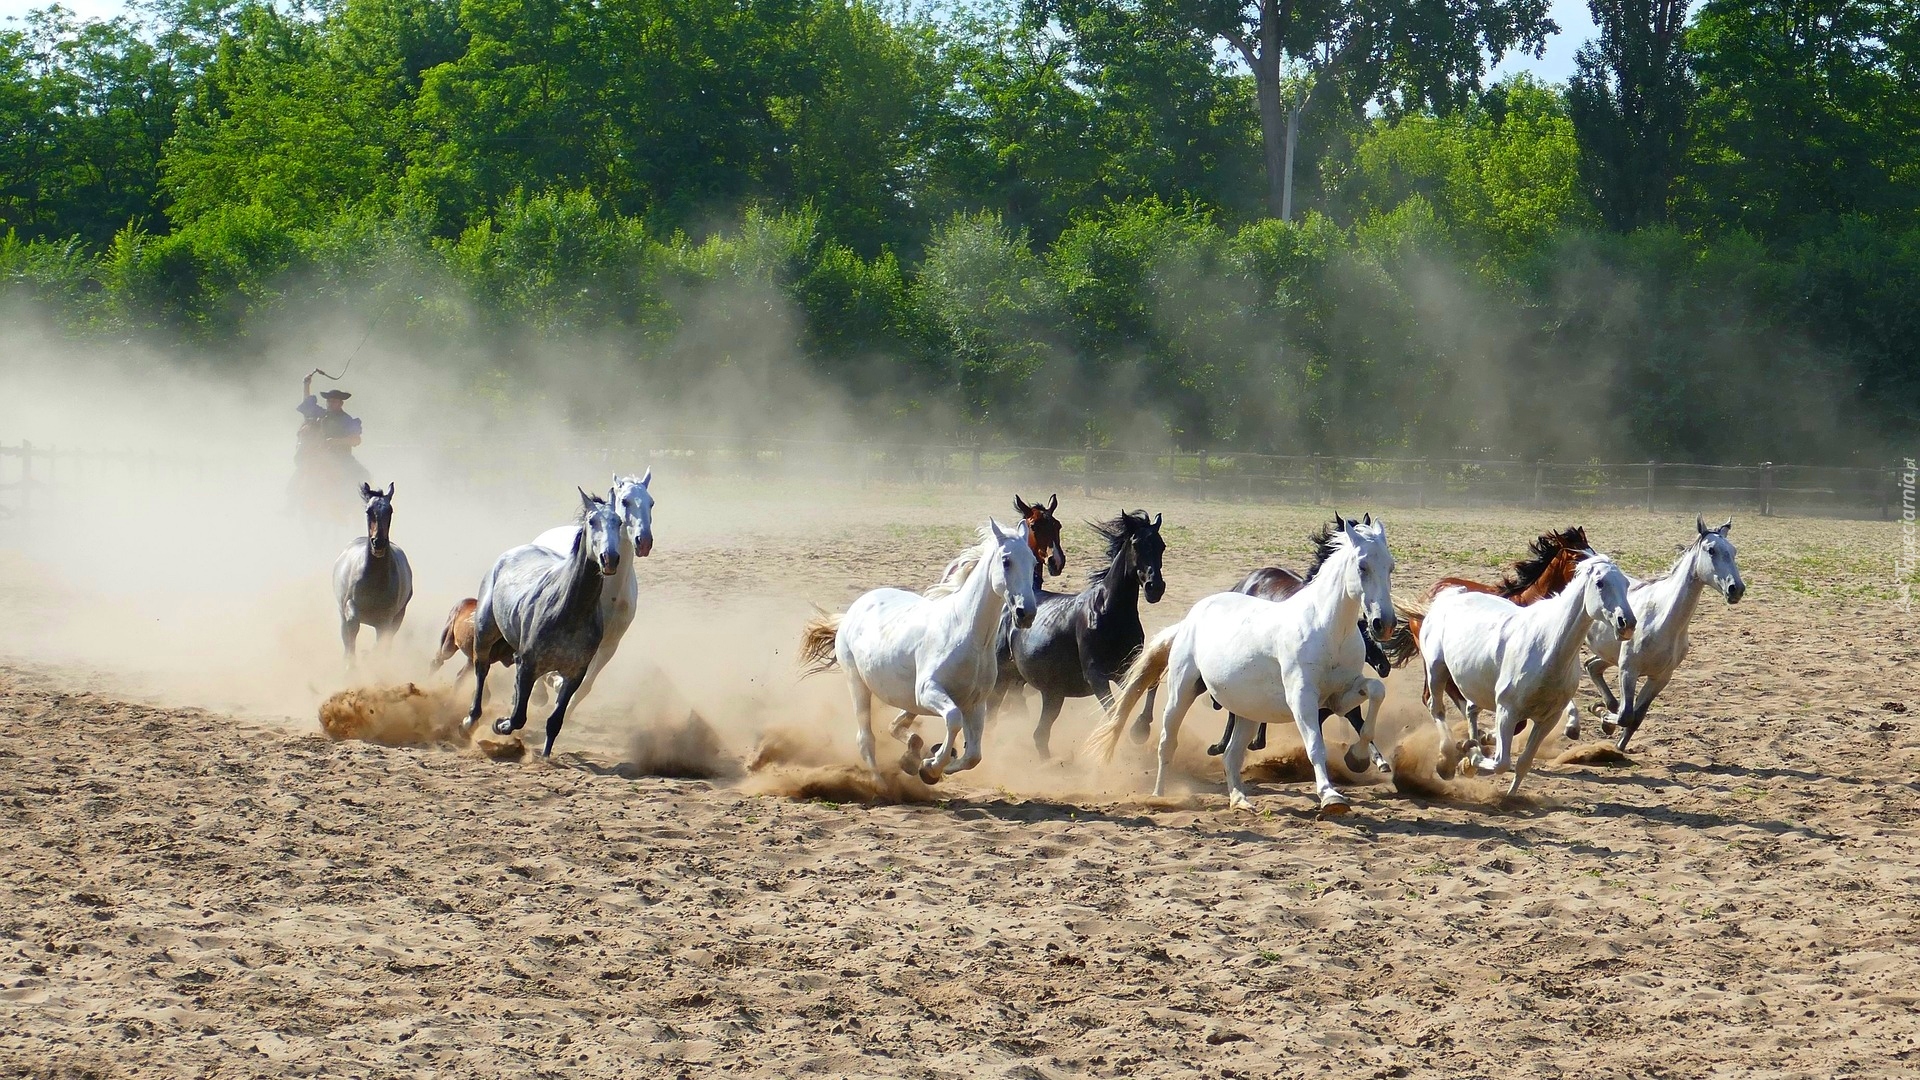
923,528,997,598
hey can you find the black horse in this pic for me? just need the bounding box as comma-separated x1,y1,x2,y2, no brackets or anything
1204,519,1394,757
990,511,1167,758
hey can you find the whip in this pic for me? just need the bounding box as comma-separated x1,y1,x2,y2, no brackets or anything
307,294,415,382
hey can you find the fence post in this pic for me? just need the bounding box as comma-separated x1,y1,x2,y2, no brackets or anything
1196,448,1209,501
1082,439,1094,498
1312,454,1325,504
1645,461,1657,512
1532,460,1545,509
1419,458,1431,509
1760,461,1774,517
19,440,31,517
970,444,981,489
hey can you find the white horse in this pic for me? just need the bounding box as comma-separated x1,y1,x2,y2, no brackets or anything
1419,553,1636,795
331,482,413,666
799,521,1039,783
531,469,654,707
1087,515,1397,814
1562,516,1744,751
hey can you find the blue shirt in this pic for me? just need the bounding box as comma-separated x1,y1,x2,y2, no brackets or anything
298,395,363,439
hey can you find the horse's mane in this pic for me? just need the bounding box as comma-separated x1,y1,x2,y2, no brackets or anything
1086,511,1150,585
1496,525,1587,597
1300,520,1346,583
923,528,994,598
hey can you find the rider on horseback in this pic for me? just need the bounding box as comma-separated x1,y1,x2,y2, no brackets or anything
293,374,369,514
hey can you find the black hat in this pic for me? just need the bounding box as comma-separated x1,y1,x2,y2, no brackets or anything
320,389,352,401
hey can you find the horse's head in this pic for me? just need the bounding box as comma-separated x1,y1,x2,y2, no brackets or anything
358,482,395,557
1336,513,1396,641
614,468,655,558
1576,554,1637,640
1014,494,1065,585
1694,515,1743,603
1096,510,1166,603
578,487,623,577
988,518,1040,629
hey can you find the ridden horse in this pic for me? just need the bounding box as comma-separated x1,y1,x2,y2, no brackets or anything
462,489,623,756
1563,517,1744,751
1204,519,1396,758
1419,554,1636,795
1015,494,1067,592
1382,525,1593,668
1087,516,1397,814
799,521,1039,783
532,469,655,707
990,511,1167,758
332,482,413,665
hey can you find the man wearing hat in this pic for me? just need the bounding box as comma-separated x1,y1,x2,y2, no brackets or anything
293,374,369,513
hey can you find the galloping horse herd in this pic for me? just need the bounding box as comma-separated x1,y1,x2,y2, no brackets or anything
330,471,1745,815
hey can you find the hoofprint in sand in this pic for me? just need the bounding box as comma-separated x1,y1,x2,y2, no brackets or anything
1,492,1916,1077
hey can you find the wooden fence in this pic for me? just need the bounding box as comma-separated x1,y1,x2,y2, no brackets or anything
1,435,1903,521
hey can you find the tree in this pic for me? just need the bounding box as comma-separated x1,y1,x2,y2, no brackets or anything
1567,0,1694,231
1040,0,1556,219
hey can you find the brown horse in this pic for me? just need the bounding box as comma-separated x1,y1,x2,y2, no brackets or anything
1014,494,1066,592
1382,524,1593,677
430,597,516,680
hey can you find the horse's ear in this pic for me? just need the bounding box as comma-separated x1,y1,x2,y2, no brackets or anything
385,482,395,499
1152,512,1162,529
1013,495,1031,516
1047,494,1058,513
1697,514,1709,536
1718,517,1733,535
988,518,1007,541
359,482,373,499
579,486,596,510
639,466,651,488
1362,512,1373,526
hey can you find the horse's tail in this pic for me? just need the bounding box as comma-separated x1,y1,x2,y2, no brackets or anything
1085,623,1179,764
797,612,844,677
431,598,477,672
1382,595,1426,669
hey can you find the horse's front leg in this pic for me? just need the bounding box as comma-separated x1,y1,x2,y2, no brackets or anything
1152,671,1202,799
1616,670,1665,752
464,659,491,731
1470,701,1520,776
494,658,537,736
910,686,965,784
1032,694,1065,759
1339,677,1387,775
1286,682,1347,813
1584,655,1620,735
1508,702,1560,795
540,677,580,757
947,703,989,775
340,619,360,666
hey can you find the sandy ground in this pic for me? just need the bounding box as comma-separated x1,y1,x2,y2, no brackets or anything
2,488,1918,1078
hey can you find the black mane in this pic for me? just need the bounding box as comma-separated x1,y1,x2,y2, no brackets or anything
1087,511,1152,584
1497,525,1588,596
1300,519,1344,583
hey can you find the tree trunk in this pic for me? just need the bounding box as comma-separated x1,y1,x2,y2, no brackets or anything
1256,60,1286,217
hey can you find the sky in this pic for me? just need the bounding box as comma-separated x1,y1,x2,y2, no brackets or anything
0,0,1601,83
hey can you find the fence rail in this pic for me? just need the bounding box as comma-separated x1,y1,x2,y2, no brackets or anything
0,435,1904,521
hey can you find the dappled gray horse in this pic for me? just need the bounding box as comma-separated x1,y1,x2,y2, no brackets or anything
462,488,623,756
331,482,413,665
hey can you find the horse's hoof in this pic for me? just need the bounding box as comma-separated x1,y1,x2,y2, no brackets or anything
1228,792,1254,813
1205,742,1226,757
1599,718,1619,736
1343,749,1371,774
917,766,944,785
491,718,515,736
1317,795,1351,817
898,734,926,776
1129,725,1151,745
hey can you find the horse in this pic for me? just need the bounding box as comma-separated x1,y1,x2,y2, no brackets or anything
429,598,497,680
1015,494,1067,592
1562,516,1744,752
331,482,413,665
1204,520,1396,759
1418,553,1636,795
989,510,1166,758
798,521,1039,783
530,469,655,707
1381,525,1593,668
1086,515,1397,814
461,488,623,757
